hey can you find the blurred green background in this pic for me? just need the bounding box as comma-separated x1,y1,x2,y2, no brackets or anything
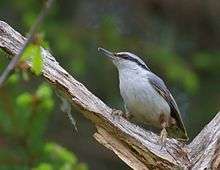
0,0,220,169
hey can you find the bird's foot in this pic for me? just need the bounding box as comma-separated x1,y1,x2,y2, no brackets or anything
159,128,168,148
124,111,133,120
112,109,124,117
111,109,132,120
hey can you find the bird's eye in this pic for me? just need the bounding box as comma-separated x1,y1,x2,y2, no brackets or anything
113,52,117,56
117,54,128,59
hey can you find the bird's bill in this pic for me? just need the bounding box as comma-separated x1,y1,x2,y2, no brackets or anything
98,47,115,59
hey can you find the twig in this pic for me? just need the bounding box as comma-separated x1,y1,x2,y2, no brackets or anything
0,0,54,87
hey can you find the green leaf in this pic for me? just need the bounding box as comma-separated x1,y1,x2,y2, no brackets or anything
33,163,53,170
21,44,43,76
40,99,54,111
76,163,89,170
60,164,72,170
44,143,77,164
36,83,53,99
16,92,32,107
7,73,20,84
21,44,35,61
31,46,43,76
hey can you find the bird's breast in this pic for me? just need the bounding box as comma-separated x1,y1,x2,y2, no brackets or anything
119,71,170,127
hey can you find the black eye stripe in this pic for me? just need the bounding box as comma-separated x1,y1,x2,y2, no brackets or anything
117,54,150,71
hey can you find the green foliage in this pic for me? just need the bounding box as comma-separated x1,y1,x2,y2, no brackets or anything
44,143,77,164
7,73,20,84
16,92,32,107
31,46,42,75
22,44,43,75
33,163,53,170
0,82,88,169
1,0,220,169
193,52,220,73
32,143,88,170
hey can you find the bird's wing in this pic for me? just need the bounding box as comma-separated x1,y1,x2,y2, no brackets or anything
148,73,188,140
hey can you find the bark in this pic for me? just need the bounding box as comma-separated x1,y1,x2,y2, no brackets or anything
0,20,219,170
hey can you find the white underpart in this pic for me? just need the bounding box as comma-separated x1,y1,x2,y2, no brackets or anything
115,58,170,128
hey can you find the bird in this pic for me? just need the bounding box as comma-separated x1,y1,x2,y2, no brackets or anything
98,47,188,142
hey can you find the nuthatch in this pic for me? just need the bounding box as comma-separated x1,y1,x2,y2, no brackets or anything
98,47,188,141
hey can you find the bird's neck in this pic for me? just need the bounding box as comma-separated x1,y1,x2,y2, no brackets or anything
117,67,150,82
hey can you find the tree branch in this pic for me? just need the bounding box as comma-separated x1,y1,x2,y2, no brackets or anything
0,20,219,170
0,0,54,86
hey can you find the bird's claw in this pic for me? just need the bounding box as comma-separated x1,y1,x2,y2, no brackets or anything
160,128,168,149
111,109,132,120
124,111,133,120
112,109,124,117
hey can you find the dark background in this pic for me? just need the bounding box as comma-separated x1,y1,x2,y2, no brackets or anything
0,0,220,169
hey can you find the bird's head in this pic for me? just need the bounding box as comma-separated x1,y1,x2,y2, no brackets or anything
98,47,150,71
